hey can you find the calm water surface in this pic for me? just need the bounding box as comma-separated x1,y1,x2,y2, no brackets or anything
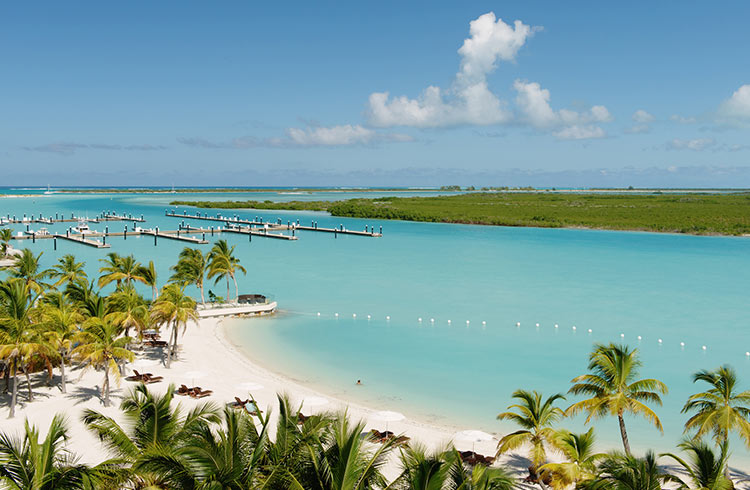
2,191,749,459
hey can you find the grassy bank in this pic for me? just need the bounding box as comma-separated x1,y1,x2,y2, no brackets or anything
171,192,750,236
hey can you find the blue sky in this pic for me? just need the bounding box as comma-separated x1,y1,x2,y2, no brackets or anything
1,1,749,187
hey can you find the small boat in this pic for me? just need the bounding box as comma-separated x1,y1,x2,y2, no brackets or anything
43,184,54,195
35,227,51,236
71,221,91,233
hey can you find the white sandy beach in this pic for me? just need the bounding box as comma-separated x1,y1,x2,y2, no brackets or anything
0,315,540,484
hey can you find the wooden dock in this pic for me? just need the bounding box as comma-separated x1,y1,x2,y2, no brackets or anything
140,230,209,244
184,225,297,241
166,212,263,226
54,234,111,248
2,213,145,225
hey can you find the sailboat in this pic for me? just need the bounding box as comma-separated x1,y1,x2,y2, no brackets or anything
43,184,54,195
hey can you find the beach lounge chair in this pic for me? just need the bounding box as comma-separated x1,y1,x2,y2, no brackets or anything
193,389,213,399
142,374,163,384
231,397,248,409
176,384,191,396
460,451,495,466
297,412,309,424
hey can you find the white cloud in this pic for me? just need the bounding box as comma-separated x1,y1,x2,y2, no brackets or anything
666,138,716,151
632,109,654,123
670,115,697,124
367,12,534,128
554,125,606,140
718,84,750,123
513,80,611,130
179,125,412,149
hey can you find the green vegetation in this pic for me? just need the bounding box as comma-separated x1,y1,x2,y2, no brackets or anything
2,251,750,487
172,191,750,236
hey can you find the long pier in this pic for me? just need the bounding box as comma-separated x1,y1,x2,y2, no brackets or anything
184,225,297,241
140,230,209,244
2,213,146,225
54,234,111,248
167,211,381,237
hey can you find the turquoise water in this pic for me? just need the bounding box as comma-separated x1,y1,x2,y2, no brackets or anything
2,192,750,461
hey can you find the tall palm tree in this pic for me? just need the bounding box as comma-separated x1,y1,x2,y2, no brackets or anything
681,365,750,482
567,343,668,456
661,439,732,490
0,279,47,418
105,285,148,341
49,254,87,289
82,383,220,487
150,283,198,368
0,228,12,257
582,452,676,490
72,317,133,406
170,247,208,304
40,295,82,394
65,278,105,319
137,260,159,301
97,253,144,290
9,248,51,293
207,240,246,302
496,389,565,479
539,428,604,489
0,414,99,489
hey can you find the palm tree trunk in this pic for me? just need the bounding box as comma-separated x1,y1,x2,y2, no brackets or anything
3,365,9,394
60,349,67,394
103,364,110,407
199,281,205,304
171,323,179,361
723,433,732,483
166,322,174,369
232,273,239,301
8,361,17,418
226,276,230,303
618,413,631,456
24,368,33,402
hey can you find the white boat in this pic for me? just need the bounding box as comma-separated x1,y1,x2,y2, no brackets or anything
43,184,54,195
71,221,91,233
35,227,51,236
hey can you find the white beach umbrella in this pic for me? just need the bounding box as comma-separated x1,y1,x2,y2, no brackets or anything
454,430,494,453
301,396,329,412
237,382,265,392
128,359,158,374
373,410,405,433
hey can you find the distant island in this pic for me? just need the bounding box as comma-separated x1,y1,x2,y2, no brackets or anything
170,191,750,236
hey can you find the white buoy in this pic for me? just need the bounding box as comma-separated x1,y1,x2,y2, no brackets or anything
466,320,470,325
516,322,520,327
352,313,357,318
536,323,540,327
658,338,663,343
367,315,371,320
386,316,390,321
637,335,642,340
572,326,577,331
317,312,321,316
588,329,592,333
418,317,422,323
745,352,749,356
448,320,452,324
554,324,559,328
620,333,625,338
334,313,339,317
680,342,685,347
430,318,435,323
482,321,486,325
702,345,707,350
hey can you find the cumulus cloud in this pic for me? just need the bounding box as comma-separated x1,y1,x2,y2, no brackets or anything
717,84,750,124
554,125,606,140
179,124,412,149
625,109,654,134
513,80,611,130
367,12,535,128
23,142,167,155
670,115,697,124
665,138,716,151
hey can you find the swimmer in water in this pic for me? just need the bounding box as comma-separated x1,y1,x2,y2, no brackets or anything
356,379,362,385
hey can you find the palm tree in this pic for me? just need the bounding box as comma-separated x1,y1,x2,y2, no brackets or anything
137,260,159,301
65,278,105,319
539,428,604,489
389,445,515,490
9,248,51,293
582,451,676,489
0,279,48,418
661,439,732,490
0,228,12,257
681,365,750,482
72,317,133,406
82,383,220,487
40,295,82,394
0,414,98,489
150,283,198,368
106,285,148,341
97,253,145,290
49,254,87,289
170,247,208,304
207,240,246,302
567,343,668,456
496,389,565,480
137,405,268,488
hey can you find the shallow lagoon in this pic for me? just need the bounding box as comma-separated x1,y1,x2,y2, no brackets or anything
2,191,749,458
